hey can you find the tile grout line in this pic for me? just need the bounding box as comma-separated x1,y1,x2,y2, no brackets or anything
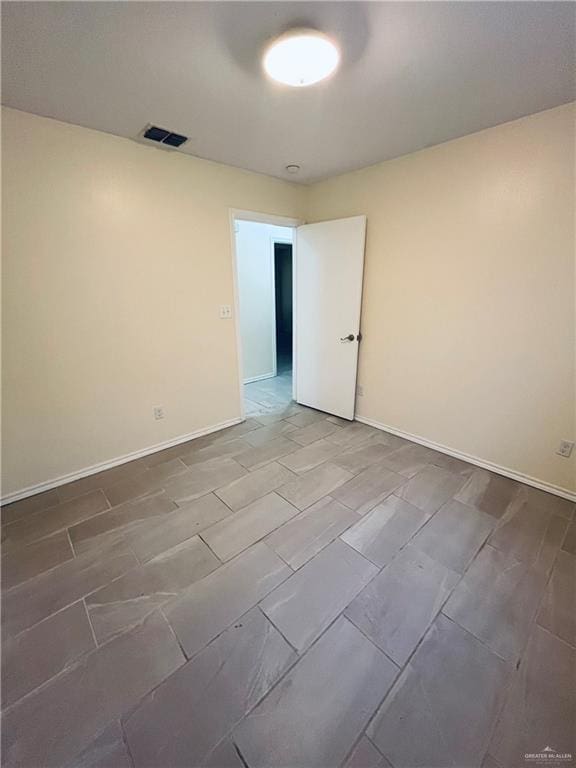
20,557,145,648
66,526,78,559
157,550,297,666
159,606,190,661
82,596,100,650
197,532,225,565
198,493,302,561
140,601,308,751
2,597,91,645
534,622,576,651
339,722,389,768
2,545,78,595
223,610,375,755
0,637,97,715
119,719,137,768
256,604,300,655
527,518,569,646
2,489,163,552
2,487,112,535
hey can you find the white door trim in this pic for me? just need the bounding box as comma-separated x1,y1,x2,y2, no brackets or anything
231,209,301,228
229,209,302,419
292,230,299,403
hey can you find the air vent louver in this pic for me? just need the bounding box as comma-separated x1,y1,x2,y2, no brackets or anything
162,132,187,147
141,125,188,149
143,126,170,142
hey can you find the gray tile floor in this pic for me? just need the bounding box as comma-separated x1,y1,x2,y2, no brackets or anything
1,371,575,768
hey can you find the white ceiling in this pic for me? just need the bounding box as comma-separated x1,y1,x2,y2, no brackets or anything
2,2,574,184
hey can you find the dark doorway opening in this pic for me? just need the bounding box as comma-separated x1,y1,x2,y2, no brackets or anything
274,242,293,376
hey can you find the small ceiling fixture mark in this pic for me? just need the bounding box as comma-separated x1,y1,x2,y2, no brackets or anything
285,164,301,174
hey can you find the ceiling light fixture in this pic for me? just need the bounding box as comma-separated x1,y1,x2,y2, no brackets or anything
285,164,301,174
263,30,340,87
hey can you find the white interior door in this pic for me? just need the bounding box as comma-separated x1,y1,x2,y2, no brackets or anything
295,215,366,420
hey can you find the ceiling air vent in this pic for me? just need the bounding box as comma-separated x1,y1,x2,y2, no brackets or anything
139,124,188,150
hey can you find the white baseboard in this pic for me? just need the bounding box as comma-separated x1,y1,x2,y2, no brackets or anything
1,416,244,506
243,373,276,384
355,415,576,502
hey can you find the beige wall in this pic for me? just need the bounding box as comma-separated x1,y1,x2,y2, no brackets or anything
1,107,304,497
307,103,575,493
2,104,574,499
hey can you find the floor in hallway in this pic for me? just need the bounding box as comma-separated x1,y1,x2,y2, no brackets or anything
1,395,575,768
244,365,293,416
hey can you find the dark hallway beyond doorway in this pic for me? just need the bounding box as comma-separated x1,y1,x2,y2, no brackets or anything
274,242,292,374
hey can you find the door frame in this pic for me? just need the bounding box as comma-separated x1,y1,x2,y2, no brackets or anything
229,209,302,420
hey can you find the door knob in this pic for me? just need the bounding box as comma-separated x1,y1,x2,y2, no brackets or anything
340,334,355,342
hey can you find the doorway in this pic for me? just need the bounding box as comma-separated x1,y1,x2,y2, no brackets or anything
233,216,296,416
232,211,366,422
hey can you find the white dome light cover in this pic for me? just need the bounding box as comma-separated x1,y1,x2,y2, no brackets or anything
263,30,340,87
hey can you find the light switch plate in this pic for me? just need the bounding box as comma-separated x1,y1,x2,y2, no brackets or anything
219,305,232,319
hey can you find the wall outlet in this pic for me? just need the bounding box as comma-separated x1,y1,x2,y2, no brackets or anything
557,440,574,458
219,305,232,319
356,384,364,397
153,406,165,421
